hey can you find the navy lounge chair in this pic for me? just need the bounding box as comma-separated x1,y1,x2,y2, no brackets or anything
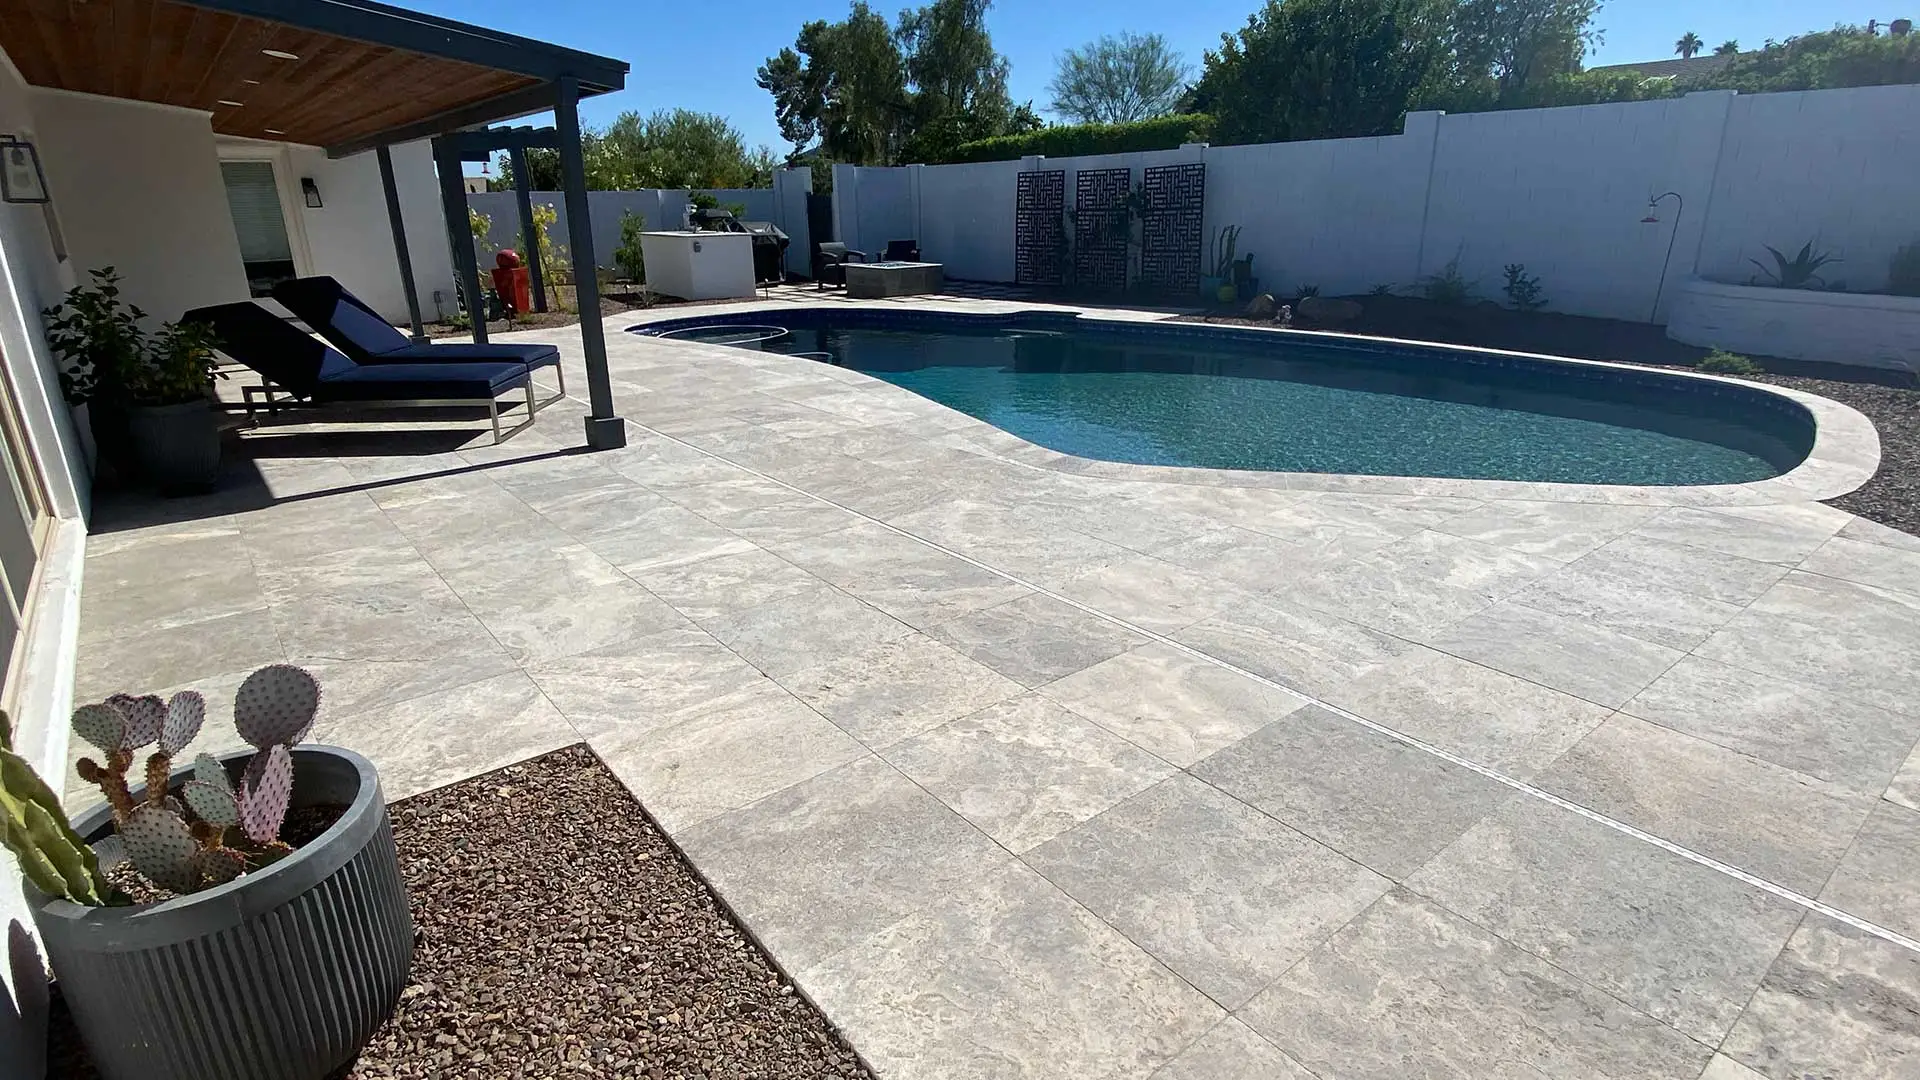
184,302,538,444
270,276,565,406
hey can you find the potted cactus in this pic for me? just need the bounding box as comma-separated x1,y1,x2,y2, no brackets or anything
2,665,411,1080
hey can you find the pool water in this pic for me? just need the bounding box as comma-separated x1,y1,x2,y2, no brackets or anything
646,315,1811,486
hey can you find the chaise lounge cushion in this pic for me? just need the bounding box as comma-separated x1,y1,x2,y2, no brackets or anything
184,302,528,403
272,276,562,373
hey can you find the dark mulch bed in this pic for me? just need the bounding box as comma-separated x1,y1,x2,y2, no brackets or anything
47,745,873,1080
1180,295,1920,537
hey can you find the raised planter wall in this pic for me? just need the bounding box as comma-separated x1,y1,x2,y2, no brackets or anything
1666,278,1920,373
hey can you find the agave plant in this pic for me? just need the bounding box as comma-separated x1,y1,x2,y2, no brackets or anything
4,664,322,904
1749,241,1840,290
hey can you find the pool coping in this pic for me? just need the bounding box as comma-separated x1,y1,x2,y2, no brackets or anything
619,296,1880,508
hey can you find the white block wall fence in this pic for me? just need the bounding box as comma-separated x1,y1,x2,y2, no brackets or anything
828,85,1920,358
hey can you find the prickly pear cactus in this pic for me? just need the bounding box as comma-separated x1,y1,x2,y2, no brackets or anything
118,695,167,750
239,745,294,844
119,804,199,894
182,779,239,828
193,752,232,793
71,703,126,754
159,691,206,756
233,665,320,749
195,846,246,886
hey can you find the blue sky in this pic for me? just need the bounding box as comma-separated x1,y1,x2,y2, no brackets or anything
414,0,1860,163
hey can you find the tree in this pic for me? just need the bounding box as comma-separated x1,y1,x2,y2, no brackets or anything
1446,0,1601,105
1675,31,1704,58
1697,26,1920,91
1194,0,1453,145
1049,32,1191,124
490,110,776,191
756,0,1032,166
1714,39,1740,55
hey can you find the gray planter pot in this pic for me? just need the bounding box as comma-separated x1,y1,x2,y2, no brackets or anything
29,746,413,1080
127,399,220,494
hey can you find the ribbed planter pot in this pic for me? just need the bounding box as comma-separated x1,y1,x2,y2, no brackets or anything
29,746,412,1080
127,399,221,494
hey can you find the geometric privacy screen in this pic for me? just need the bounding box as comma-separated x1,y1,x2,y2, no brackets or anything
1014,169,1066,287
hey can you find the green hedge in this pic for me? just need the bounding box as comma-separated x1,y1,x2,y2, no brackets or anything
941,114,1216,164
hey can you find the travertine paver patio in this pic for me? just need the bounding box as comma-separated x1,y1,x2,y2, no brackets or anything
74,296,1920,1079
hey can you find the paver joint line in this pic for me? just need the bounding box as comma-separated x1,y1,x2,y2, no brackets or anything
553,357,1920,959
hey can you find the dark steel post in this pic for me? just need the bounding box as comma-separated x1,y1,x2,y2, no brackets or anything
556,76,624,449
509,145,547,313
375,145,429,342
432,136,488,344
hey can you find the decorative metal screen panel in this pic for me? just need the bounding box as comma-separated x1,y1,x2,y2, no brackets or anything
1139,163,1205,294
1073,167,1133,292
1014,170,1066,286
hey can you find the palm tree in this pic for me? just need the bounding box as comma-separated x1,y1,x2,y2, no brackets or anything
1674,32,1704,59
1713,40,1740,55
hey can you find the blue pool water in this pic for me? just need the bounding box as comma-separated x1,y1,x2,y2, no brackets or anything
639,312,1812,486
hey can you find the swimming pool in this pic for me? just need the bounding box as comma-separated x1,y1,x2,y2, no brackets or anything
635,310,1815,486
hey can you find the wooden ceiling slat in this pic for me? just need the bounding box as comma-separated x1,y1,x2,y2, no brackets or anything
0,0,555,150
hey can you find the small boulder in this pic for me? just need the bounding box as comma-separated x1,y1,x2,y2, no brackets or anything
1243,292,1277,319
1297,295,1363,328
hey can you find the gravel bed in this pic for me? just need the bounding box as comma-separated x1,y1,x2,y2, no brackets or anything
1178,300,1920,538
47,745,873,1080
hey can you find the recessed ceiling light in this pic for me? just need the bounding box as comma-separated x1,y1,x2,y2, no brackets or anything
217,100,245,107
264,128,286,135
241,78,261,85
262,48,300,60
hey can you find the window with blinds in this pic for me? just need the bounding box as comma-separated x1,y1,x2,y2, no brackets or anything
0,337,51,705
220,160,297,297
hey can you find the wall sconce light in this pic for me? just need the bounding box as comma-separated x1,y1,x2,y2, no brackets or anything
301,177,323,208
0,134,50,204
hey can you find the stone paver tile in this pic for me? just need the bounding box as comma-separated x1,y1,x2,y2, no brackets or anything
1506,562,1745,650
656,475,802,518
1431,499,1659,562
1192,706,1509,878
1240,888,1710,1080
526,624,768,742
628,546,821,622
679,756,1010,971
798,862,1222,1080
782,633,1024,749
1890,744,1920,812
1407,796,1807,1043
1539,714,1876,895
1634,506,1843,565
1149,1018,1317,1080
705,583,914,678
441,544,689,664
1695,606,1920,720
263,549,504,668
594,681,865,831
703,498,855,544
1422,601,1683,708
1624,655,1920,790
1039,642,1306,768
1027,775,1388,1007
313,670,578,800
1327,648,1610,778
1573,533,1790,605
1819,800,1920,942
77,531,266,636
582,502,759,574
1721,914,1920,1080
769,522,1029,629
301,649,522,717
928,593,1148,688
1280,530,1558,638
236,490,406,561
505,472,670,541
76,607,286,703
1174,594,1428,700
1699,1055,1769,1080
1800,534,1920,600
1150,525,1322,593
1054,555,1252,633
883,693,1175,853
379,485,576,571
1839,515,1920,553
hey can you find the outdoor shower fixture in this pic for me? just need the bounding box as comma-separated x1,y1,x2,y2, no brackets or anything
1642,191,1683,322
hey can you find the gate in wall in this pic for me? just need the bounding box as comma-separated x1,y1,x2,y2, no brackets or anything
1072,167,1134,292
1139,163,1205,295
1013,170,1066,286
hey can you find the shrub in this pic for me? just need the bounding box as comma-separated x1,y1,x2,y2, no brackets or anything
613,210,647,284
942,114,1214,164
1502,263,1547,311
1697,349,1764,375
1368,282,1395,296
1296,283,1320,299
1749,241,1839,290
1889,241,1920,298
1419,256,1476,305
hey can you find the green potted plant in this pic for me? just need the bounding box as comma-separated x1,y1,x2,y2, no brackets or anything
125,317,224,494
42,268,145,480
2,667,412,1080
